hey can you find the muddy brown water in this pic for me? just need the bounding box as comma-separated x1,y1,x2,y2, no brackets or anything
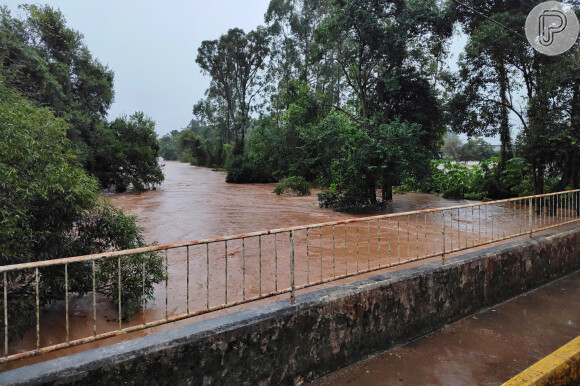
2,161,572,371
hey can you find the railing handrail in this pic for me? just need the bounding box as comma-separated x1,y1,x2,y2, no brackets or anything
1,189,579,273
1,188,579,366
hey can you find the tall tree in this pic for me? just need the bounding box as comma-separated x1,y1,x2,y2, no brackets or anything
451,1,580,194
0,4,114,164
311,0,452,205
265,0,338,107
449,2,531,174
195,27,270,154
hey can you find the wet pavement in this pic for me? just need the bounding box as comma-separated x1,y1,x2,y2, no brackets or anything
311,269,580,386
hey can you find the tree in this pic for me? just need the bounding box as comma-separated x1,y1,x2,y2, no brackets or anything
301,111,430,211
159,131,179,161
0,4,114,165
0,5,163,192
0,81,164,341
461,138,497,162
449,4,529,172
195,27,270,154
451,1,580,194
265,0,338,109
94,112,164,192
441,133,463,160
441,134,497,162
309,0,451,205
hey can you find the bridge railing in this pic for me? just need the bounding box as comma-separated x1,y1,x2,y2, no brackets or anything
1,189,579,364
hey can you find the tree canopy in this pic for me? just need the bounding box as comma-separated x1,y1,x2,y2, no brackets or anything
169,0,580,209
0,4,163,192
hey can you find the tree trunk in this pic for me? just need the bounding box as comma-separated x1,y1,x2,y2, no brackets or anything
382,173,393,204
497,60,512,172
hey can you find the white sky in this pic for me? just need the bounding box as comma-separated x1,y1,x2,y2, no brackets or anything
3,1,271,136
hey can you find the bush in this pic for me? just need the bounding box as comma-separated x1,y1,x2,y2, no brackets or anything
431,158,498,200
318,184,371,212
431,158,472,197
273,176,311,196
500,157,533,196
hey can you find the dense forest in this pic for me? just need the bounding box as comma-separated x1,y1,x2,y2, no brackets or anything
160,0,580,211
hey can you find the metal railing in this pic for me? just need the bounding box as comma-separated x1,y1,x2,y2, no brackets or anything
1,189,579,364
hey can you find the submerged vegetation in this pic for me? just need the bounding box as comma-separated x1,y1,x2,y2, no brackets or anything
160,0,580,211
274,176,312,196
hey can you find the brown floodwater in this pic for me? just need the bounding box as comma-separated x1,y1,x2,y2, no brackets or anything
3,161,573,371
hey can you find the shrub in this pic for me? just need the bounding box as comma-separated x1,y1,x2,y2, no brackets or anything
0,81,165,341
273,176,311,196
318,184,371,212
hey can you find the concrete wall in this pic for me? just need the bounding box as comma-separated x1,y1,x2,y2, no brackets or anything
2,224,579,385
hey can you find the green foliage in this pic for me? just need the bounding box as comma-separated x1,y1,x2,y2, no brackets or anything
0,81,164,341
158,123,226,168
77,202,164,320
499,157,533,197
430,158,499,200
431,159,471,199
0,5,163,192
0,4,114,165
273,176,311,196
222,143,234,169
195,27,270,154
441,134,497,162
318,184,371,212
225,155,276,183
451,1,580,193
190,0,579,208
305,112,432,211
159,131,179,160
94,112,164,192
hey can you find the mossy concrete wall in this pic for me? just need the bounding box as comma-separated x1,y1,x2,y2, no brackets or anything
2,224,579,385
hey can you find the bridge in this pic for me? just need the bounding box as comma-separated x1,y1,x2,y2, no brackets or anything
0,190,579,383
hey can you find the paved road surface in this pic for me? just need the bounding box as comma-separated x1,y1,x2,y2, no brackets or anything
312,269,580,385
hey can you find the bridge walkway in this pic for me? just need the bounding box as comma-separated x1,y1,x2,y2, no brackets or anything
312,269,580,385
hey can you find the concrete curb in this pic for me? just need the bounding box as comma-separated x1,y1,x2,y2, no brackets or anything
503,335,580,385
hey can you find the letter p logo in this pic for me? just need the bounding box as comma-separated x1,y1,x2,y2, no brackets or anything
539,10,567,46
526,1,579,56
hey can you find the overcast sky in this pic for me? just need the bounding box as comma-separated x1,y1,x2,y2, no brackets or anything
3,0,272,136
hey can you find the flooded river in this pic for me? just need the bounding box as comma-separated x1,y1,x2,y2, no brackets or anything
109,161,468,245
0,161,510,370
